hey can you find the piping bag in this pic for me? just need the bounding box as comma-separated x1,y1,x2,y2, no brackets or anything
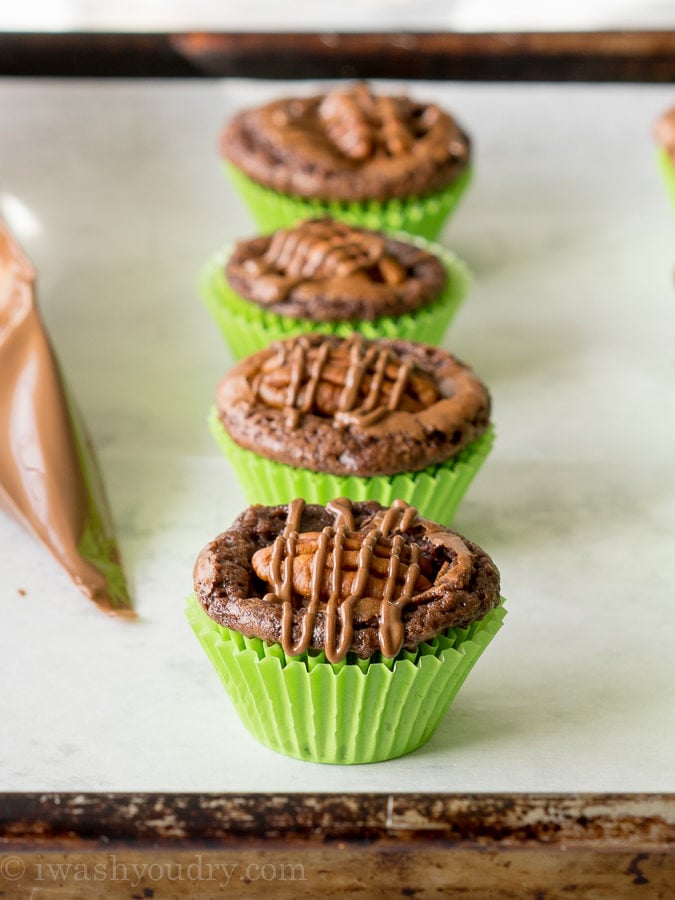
0,222,133,616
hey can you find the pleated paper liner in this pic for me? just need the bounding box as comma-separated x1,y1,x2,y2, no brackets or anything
186,593,506,764
209,410,494,527
200,238,471,361
225,162,473,241
657,148,675,210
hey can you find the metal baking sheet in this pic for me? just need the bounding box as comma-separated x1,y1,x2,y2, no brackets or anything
1,79,674,797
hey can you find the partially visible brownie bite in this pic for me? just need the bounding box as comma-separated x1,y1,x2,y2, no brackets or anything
655,105,675,163
654,106,675,209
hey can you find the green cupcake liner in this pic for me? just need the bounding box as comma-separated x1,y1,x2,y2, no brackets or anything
186,592,506,764
657,148,675,210
226,162,473,241
209,408,494,526
200,238,471,360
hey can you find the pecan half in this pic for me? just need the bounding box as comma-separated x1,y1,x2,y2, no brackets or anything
252,529,431,605
253,334,440,421
318,84,417,161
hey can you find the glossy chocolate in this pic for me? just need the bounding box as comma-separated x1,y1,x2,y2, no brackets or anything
0,223,133,616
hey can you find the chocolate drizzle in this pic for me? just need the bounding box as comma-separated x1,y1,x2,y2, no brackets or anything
326,497,355,531
252,333,422,430
195,499,501,660
238,219,406,306
336,333,412,428
375,499,420,538
251,498,456,661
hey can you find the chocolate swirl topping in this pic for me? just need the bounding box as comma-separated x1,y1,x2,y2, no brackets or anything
217,334,490,477
221,84,471,202
225,219,446,321
194,498,501,660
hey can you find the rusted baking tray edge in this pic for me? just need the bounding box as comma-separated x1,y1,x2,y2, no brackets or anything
1,793,673,898
0,31,674,81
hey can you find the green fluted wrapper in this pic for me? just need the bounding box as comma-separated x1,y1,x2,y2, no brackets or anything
209,408,494,526
657,148,675,210
186,593,506,764
200,238,471,360
226,162,473,241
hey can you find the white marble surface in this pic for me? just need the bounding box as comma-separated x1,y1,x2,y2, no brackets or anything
1,79,674,793
1,0,674,32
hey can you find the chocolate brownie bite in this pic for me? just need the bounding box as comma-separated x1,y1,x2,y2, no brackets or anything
216,333,490,478
194,498,501,660
222,82,470,203
209,333,494,524
225,218,446,322
187,497,505,763
200,218,471,360
219,82,473,240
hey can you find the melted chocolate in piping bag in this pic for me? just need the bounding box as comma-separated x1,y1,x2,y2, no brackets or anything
0,223,133,616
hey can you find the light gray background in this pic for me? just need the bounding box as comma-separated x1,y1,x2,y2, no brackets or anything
1,0,674,32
